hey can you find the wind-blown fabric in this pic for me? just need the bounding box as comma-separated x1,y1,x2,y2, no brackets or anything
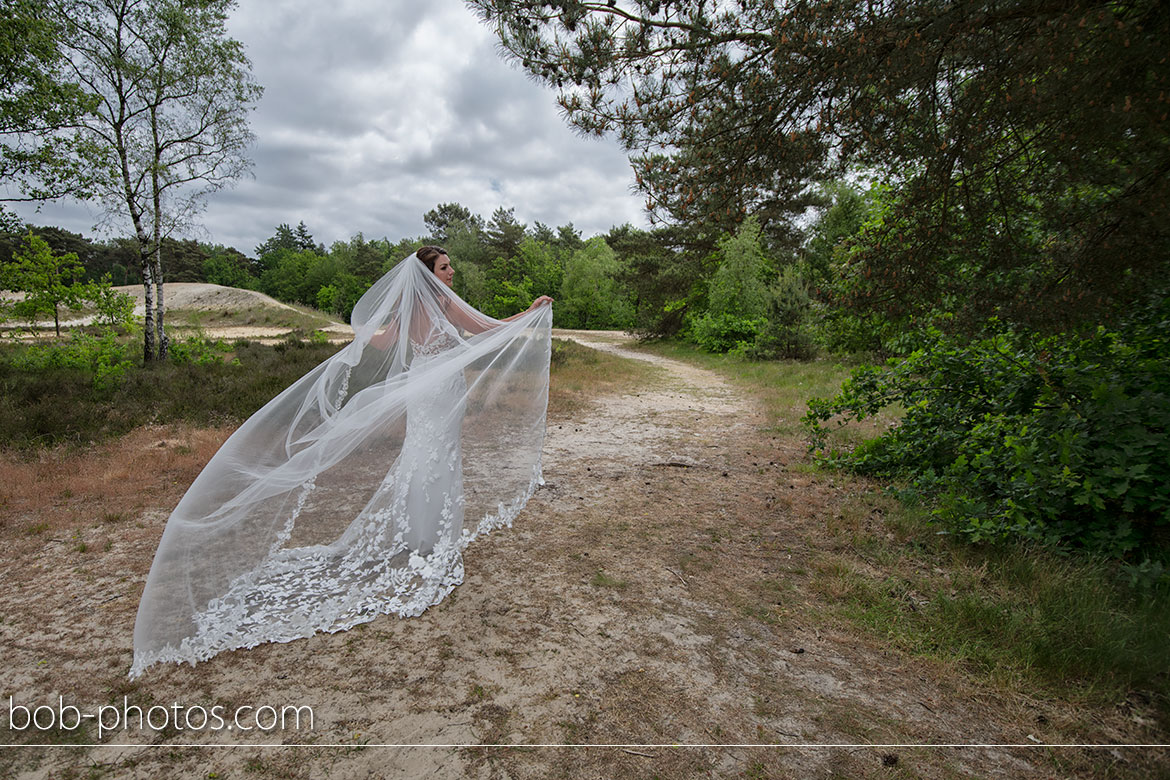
130,254,552,678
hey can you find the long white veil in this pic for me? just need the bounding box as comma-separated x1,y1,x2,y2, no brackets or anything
131,252,552,678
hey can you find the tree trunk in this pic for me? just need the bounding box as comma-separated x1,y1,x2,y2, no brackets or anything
152,248,168,361
141,259,155,363
149,100,168,361
114,113,156,362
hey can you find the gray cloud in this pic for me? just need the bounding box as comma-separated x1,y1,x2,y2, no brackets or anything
11,0,647,256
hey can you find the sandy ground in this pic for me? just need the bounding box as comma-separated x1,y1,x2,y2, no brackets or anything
4,283,352,340
0,331,1164,779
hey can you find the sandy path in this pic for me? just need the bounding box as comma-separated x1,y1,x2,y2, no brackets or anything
0,332,1151,778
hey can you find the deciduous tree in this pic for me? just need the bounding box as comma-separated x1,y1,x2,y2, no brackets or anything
2,231,89,336
56,0,261,360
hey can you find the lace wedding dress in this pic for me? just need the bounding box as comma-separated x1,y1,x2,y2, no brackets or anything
130,255,551,678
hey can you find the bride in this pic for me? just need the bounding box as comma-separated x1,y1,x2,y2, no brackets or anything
130,247,553,679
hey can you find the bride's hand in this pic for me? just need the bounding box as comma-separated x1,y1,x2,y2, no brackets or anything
528,295,554,311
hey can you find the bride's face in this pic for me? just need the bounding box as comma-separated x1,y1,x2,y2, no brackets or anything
433,255,455,288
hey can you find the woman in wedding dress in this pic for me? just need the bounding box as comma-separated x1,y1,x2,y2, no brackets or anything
356,247,552,558
130,247,553,679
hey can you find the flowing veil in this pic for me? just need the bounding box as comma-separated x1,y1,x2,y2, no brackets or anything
130,253,552,678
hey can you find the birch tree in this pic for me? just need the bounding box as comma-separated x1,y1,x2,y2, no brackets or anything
55,0,261,360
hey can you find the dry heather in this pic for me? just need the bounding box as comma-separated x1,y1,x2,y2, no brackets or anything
0,332,1164,779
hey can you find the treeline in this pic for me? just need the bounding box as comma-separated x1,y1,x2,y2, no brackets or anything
0,193,849,356
0,205,641,331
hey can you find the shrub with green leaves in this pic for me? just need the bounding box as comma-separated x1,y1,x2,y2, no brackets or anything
687,217,776,354
88,275,136,331
2,231,90,336
689,311,765,354
168,334,233,366
805,301,1170,557
12,331,134,392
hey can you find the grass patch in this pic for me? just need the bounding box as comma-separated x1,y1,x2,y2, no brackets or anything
589,568,627,589
548,337,661,415
814,502,1170,719
167,302,337,333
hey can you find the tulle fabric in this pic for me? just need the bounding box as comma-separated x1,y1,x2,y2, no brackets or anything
130,253,552,678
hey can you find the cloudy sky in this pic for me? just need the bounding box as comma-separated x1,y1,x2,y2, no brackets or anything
10,0,649,255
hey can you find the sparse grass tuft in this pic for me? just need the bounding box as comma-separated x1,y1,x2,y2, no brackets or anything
590,568,627,589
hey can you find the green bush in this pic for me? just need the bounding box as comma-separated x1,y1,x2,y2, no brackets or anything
87,276,137,331
805,301,1170,557
688,311,765,354
12,331,135,392
168,334,234,366
748,265,816,360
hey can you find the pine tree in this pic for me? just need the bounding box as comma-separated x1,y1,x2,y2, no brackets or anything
471,0,1170,330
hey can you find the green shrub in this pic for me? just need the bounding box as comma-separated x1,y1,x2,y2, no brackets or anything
168,334,233,366
805,301,1170,557
688,311,765,354
748,265,816,360
12,331,135,392
87,275,137,331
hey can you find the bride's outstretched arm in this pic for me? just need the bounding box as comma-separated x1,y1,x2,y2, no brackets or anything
445,295,553,334
498,296,554,324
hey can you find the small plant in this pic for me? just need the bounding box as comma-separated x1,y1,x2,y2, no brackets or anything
590,569,626,589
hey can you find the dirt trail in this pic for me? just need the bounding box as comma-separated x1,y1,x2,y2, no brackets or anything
0,331,1148,779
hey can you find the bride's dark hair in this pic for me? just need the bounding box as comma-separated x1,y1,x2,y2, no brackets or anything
417,246,448,272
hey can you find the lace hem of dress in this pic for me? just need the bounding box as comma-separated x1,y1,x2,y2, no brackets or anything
128,457,543,679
